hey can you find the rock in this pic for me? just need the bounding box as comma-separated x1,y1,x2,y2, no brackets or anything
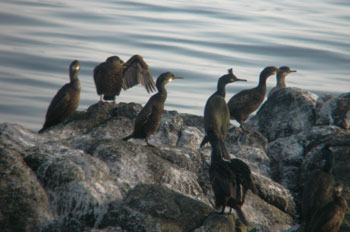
194,212,242,232
315,93,350,129
254,87,317,141
1,91,349,232
0,146,53,232
177,126,205,150
150,111,184,146
99,184,212,231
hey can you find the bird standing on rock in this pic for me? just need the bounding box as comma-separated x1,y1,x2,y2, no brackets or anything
208,133,256,226
302,144,335,231
227,66,279,130
39,60,81,133
307,183,347,232
268,66,297,98
208,133,248,225
200,68,246,159
228,158,258,206
93,55,156,103
123,72,183,146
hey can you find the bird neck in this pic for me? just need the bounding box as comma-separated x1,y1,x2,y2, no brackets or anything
277,75,287,88
322,152,334,173
157,84,168,97
70,70,79,82
211,151,222,164
257,74,269,89
215,81,227,97
210,140,224,163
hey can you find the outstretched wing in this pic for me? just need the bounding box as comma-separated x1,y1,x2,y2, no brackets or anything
122,55,156,93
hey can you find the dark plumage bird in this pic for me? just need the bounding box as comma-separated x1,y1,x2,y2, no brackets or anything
302,145,335,229
208,133,249,225
123,72,183,145
228,158,258,206
268,66,297,98
93,55,156,102
200,69,246,159
39,60,81,133
307,183,347,232
227,66,279,129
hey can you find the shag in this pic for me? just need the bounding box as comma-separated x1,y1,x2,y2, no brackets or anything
39,60,81,133
228,158,258,206
123,72,183,146
307,183,347,232
227,66,279,129
93,55,156,102
302,144,335,229
208,133,248,225
200,68,246,159
268,66,296,98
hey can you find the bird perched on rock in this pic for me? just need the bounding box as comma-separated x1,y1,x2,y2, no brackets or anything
302,144,335,230
200,68,246,159
93,55,156,103
39,60,81,133
208,133,249,225
123,72,183,146
268,66,296,98
307,183,347,232
228,158,258,206
227,66,279,129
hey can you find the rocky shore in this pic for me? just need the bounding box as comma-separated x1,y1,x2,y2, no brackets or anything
0,88,349,232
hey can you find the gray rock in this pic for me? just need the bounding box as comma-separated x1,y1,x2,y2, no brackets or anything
255,87,317,141
315,94,350,129
99,184,212,232
0,146,53,232
1,95,349,232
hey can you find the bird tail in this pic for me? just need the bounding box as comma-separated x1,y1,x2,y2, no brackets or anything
122,134,133,141
38,127,46,134
200,135,209,148
103,95,116,101
220,141,230,160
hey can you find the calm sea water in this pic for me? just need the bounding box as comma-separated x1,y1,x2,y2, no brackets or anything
0,0,349,131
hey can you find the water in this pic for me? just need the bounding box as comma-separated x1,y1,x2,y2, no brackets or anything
0,0,349,131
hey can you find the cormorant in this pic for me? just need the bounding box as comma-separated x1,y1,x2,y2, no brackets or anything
123,72,183,146
93,55,156,102
302,144,335,230
268,66,296,98
227,66,279,129
307,183,347,232
200,68,246,159
208,133,248,225
39,60,81,133
229,158,258,205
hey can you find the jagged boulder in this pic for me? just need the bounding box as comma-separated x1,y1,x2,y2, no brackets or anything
315,93,350,129
0,92,349,232
99,184,212,232
254,87,317,141
0,146,53,232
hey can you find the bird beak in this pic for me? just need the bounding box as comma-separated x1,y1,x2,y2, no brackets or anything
235,78,247,82
290,70,297,73
172,76,184,80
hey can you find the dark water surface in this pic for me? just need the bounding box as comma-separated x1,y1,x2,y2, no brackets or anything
0,0,349,131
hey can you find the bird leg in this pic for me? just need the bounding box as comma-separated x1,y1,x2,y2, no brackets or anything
228,207,232,214
241,188,248,205
146,138,155,148
220,206,226,214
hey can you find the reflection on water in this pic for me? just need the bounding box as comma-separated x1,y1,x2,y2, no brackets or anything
0,0,349,130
